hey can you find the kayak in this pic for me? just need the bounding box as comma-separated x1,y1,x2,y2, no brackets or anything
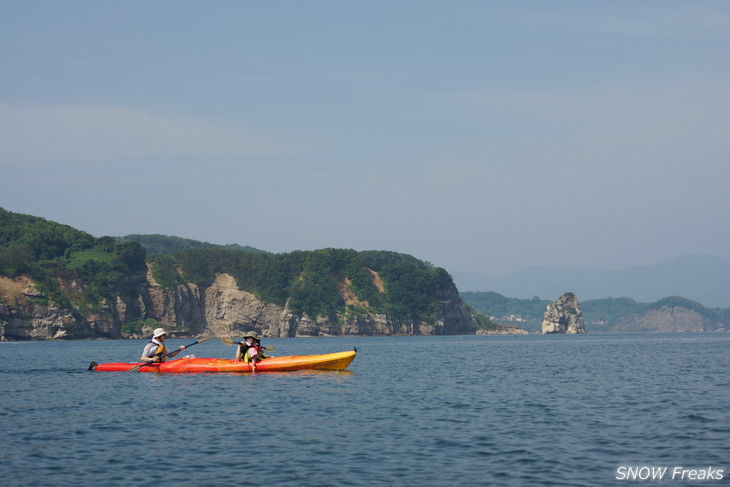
89,349,356,373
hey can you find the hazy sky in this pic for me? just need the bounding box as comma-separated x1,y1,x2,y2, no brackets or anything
2,1,729,278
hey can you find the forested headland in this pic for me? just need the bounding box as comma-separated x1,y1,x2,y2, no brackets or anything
0,208,492,339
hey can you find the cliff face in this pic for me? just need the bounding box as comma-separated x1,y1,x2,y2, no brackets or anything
0,275,132,340
0,270,478,340
542,292,586,334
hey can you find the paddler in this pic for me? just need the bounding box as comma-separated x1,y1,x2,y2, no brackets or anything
140,328,186,362
235,331,270,372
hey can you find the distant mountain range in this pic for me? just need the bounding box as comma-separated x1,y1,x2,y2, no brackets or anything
451,255,730,308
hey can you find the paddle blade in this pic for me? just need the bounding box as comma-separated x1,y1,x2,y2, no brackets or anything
127,364,143,372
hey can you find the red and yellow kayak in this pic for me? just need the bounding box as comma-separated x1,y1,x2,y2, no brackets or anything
90,350,356,373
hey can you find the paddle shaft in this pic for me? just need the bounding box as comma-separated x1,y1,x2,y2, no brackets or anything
220,337,275,352
128,336,210,372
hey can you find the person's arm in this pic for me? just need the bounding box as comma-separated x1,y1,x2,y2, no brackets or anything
166,345,186,359
140,344,157,362
248,348,259,372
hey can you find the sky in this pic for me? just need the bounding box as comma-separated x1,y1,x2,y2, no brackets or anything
2,0,729,279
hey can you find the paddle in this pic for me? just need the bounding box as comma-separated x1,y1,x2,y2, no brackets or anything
128,336,212,372
220,336,276,352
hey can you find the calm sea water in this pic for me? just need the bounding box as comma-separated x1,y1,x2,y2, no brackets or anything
0,334,727,487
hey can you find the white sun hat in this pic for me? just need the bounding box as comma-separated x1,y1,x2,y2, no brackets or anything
152,328,168,338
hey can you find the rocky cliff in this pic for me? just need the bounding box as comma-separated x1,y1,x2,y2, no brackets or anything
0,269,478,340
542,292,586,334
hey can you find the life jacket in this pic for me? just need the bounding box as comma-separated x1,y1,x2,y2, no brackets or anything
150,340,167,362
238,342,252,361
243,342,268,362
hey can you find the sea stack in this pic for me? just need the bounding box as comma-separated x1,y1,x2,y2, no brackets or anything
542,292,586,334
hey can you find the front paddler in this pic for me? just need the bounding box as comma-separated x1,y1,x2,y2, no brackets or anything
140,328,186,363
235,331,270,372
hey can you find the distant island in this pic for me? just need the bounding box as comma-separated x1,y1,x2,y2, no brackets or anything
453,254,730,308
461,291,729,333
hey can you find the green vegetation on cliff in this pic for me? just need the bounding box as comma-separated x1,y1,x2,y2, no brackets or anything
153,246,452,321
117,234,264,256
0,208,147,311
1,208,461,324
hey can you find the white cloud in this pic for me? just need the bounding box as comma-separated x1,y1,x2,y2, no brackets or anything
0,103,323,165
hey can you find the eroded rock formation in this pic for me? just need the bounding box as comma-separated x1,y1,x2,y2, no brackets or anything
542,292,586,334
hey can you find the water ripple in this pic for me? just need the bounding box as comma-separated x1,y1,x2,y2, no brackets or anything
1,334,728,486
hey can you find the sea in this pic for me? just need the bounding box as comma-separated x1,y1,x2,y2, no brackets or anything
0,333,727,487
